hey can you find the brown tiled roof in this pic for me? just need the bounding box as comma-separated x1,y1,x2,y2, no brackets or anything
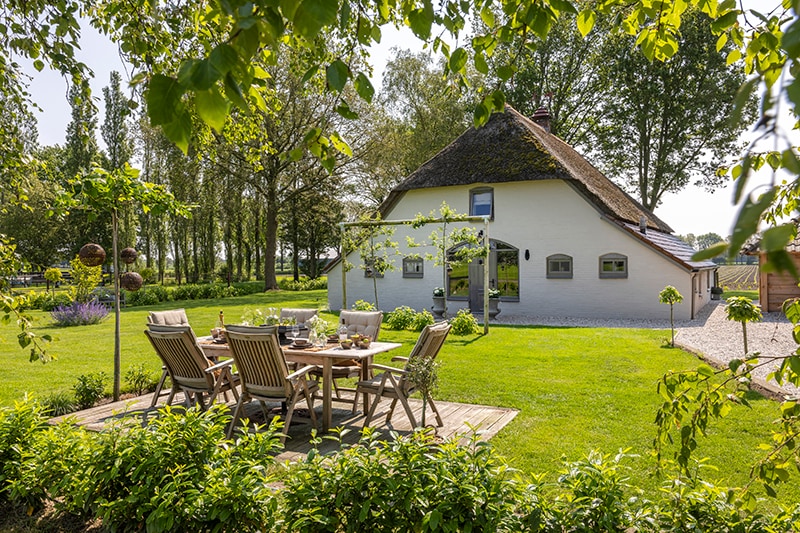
619,222,717,270
383,105,673,233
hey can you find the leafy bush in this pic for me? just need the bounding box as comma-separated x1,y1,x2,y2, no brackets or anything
26,291,73,311
278,277,328,291
352,299,377,311
40,392,77,417
34,406,282,531
281,428,526,532
125,287,160,306
0,398,49,504
386,306,417,330
73,372,106,409
449,308,480,336
50,301,109,327
139,266,157,284
412,309,435,331
69,255,102,303
124,364,156,396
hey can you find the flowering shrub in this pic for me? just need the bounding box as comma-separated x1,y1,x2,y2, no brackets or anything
50,301,109,327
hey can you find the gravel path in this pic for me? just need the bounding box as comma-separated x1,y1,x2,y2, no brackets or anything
494,301,799,397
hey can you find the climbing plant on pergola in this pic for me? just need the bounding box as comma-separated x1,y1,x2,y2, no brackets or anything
339,203,492,333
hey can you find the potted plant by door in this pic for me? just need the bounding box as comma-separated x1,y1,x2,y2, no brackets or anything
488,288,501,319
432,287,446,319
710,286,723,300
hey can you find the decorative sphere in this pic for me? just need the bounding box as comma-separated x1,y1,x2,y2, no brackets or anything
120,247,138,264
78,243,106,267
120,272,143,291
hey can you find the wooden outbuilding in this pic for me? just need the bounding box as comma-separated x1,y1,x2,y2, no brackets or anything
745,235,800,312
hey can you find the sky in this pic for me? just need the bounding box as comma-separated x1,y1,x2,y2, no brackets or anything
20,7,792,240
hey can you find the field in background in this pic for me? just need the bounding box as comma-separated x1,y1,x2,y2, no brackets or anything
718,264,758,291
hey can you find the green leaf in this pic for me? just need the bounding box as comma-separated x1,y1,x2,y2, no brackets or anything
195,88,229,133
782,18,800,57
576,9,596,37
480,7,495,28
335,101,359,120
697,364,715,378
473,52,488,74
691,242,728,261
710,10,739,33
549,0,578,15
146,74,184,126
209,44,240,77
293,0,338,40
224,72,250,113
449,47,468,72
496,65,514,81
729,77,758,128
473,101,490,127
330,131,353,157
326,59,349,92
761,224,795,252
408,0,434,40
725,49,741,65
33,60,44,71
729,187,777,259
354,73,374,102
161,109,192,154
300,65,319,84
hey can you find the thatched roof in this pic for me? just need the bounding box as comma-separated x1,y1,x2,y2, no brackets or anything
382,105,673,233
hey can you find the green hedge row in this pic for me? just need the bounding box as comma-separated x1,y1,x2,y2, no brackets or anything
1,400,798,532
20,277,329,310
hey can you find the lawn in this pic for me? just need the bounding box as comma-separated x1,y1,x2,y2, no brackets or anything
2,289,796,504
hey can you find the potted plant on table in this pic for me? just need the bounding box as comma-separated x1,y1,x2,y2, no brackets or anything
431,287,446,319
488,288,501,319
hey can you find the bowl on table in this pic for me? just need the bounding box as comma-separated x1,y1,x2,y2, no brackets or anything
292,338,310,348
340,339,353,350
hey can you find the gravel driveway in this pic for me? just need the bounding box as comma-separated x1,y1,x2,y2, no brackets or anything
496,301,799,397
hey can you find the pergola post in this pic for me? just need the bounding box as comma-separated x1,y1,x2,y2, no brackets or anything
483,217,490,335
340,222,347,311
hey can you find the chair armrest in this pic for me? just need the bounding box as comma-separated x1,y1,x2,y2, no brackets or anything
206,359,234,373
370,363,407,375
390,356,409,363
286,365,320,381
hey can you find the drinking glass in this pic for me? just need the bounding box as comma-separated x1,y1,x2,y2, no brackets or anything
291,323,300,341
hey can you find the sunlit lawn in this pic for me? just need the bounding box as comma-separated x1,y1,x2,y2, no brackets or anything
2,288,796,504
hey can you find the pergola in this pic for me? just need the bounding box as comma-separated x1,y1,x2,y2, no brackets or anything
339,215,492,334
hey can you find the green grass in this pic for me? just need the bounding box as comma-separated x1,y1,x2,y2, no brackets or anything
2,289,797,504
723,289,759,300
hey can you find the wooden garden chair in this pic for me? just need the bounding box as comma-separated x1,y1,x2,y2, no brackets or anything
146,308,193,407
310,310,383,403
225,328,319,441
353,321,451,428
144,327,240,410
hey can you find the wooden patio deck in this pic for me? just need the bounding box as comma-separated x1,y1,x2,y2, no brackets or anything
50,390,518,461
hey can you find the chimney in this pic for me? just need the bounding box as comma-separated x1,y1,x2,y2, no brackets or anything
531,107,552,133
639,216,647,234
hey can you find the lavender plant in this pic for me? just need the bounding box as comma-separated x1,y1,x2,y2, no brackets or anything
50,301,109,327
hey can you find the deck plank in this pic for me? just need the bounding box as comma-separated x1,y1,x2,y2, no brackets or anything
49,390,518,461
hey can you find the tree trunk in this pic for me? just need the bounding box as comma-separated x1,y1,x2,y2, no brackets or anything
263,183,279,290
112,210,121,402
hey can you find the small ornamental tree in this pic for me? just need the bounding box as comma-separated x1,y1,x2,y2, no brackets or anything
658,285,683,347
43,268,62,296
69,256,102,303
724,296,762,357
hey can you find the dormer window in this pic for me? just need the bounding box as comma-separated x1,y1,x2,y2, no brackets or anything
470,187,494,219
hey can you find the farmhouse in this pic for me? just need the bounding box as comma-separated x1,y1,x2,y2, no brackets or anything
327,106,716,321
